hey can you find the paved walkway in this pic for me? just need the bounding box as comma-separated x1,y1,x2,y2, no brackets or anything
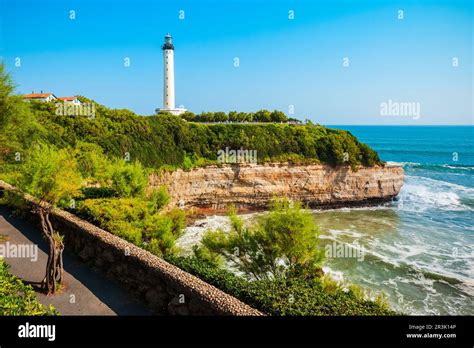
0,206,152,315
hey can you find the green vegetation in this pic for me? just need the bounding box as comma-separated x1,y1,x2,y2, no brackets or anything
176,109,300,123
75,196,185,256
14,104,381,169
167,255,394,316
0,259,57,315
195,199,325,280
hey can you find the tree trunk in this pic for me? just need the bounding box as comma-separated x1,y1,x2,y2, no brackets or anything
37,206,64,295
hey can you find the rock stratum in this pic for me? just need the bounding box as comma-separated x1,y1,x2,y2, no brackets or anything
150,163,404,211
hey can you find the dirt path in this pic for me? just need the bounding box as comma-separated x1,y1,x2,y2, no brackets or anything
0,206,152,315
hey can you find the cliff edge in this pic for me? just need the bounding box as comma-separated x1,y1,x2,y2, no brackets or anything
150,163,404,211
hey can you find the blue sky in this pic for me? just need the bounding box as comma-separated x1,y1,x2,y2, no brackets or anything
0,0,472,124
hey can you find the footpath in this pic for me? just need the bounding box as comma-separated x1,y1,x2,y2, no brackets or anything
0,206,151,315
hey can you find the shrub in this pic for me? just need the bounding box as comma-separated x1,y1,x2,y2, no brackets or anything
142,214,175,255
167,255,395,316
80,186,117,199
182,154,193,171
77,198,149,226
360,143,381,167
106,220,143,245
74,142,112,183
147,186,170,213
164,208,186,238
76,197,185,256
110,160,147,198
197,200,325,280
14,143,82,205
0,259,57,315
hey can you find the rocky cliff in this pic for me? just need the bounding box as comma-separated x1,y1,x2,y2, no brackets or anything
149,163,404,211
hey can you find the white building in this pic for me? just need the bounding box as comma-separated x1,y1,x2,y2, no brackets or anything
157,34,186,116
23,92,57,102
57,96,81,106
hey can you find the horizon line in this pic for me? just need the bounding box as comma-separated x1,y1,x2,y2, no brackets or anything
325,124,474,127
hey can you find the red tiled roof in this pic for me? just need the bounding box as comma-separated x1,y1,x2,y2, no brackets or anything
23,93,53,98
57,96,77,101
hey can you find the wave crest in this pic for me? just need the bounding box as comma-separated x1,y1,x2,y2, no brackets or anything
397,176,474,212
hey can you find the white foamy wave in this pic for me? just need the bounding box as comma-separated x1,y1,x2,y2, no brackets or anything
359,245,402,267
177,215,231,253
372,240,428,260
386,161,420,167
177,213,258,252
441,164,474,171
415,176,474,193
312,205,392,213
397,175,474,212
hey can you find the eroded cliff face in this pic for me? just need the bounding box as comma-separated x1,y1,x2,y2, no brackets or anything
149,163,404,211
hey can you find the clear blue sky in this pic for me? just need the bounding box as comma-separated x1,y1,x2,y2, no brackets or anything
0,0,472,124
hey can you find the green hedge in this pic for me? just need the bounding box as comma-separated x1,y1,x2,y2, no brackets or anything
166,256,396,316
0,259,57,315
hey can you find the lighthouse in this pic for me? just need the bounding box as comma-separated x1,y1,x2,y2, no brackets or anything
158,34,186,115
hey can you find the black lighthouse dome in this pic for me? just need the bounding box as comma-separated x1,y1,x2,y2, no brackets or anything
162,33,174,50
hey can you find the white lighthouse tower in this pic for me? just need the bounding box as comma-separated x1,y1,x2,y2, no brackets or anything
158,33,186,116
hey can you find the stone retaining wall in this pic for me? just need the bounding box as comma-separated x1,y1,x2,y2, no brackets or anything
0,180,263,316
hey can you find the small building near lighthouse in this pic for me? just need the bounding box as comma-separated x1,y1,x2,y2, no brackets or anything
157,33,186,116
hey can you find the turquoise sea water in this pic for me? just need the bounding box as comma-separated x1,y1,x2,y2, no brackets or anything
318,126,473,314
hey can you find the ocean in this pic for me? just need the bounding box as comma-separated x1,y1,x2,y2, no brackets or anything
178,126,473,315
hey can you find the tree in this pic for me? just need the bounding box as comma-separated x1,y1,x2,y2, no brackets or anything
196,199,325,280
0,63,14,123
270,110,288,123
180,111,196,122
15,143,82,294
74,142,111,184
213,111,228,122
228,111,237,122
254,109,272,122
199,112,215,122
0,63,43,163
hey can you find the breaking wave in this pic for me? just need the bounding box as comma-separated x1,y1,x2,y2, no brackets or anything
396,175,474,212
